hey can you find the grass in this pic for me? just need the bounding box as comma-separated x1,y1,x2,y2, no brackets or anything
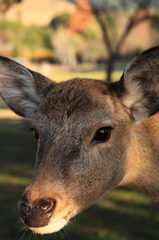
1,67,159,240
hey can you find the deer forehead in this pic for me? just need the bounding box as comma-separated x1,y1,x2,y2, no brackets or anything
39,79,117,123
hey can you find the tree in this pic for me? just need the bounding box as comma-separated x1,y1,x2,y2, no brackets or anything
0,0,22,13
67,0,156,81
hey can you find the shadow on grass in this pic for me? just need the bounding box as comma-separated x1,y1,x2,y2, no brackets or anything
73,203,159,240
0,119,159,240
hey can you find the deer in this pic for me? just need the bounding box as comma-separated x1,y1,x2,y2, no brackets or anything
1,46,159,235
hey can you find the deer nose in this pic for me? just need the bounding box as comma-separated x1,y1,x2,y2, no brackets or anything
19,199,55,228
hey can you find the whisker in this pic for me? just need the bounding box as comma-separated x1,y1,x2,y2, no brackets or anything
29,231,33,240
63,227,71,239
20,228,28,240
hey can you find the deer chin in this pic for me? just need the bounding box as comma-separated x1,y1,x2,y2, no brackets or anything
30,218,68,234
30,210,77,234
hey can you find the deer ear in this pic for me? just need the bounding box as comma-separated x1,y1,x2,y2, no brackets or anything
0,56,54,119
117,46,159,124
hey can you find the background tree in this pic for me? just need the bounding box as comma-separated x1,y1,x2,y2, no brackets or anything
68,0,157,81
0,0,22,13
51,12,106,69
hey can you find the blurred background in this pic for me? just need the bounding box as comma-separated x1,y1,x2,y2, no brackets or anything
1,0,159,239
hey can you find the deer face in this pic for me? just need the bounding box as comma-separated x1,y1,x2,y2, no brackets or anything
2,47,159,234
18,79,129,234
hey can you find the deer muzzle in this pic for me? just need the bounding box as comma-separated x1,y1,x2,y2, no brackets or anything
18,198,55,228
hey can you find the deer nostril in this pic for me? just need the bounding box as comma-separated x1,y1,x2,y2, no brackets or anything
34,201,53,214
19,199,56,228
19,199,55,216
20,203,31,214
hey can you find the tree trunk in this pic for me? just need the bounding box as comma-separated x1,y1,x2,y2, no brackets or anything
106,54,116,82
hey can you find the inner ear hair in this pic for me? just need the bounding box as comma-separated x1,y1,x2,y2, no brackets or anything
117,46,159,123
0,56,53,119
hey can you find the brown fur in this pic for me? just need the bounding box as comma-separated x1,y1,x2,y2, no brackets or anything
1,46,159,234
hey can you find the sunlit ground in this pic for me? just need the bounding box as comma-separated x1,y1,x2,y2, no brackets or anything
47,69,122,82
1,67,159,240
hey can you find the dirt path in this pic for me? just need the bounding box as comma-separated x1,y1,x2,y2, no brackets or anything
0,109,23,120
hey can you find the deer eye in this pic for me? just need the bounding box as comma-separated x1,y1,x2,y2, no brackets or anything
30,128,39,140
93,127,112,144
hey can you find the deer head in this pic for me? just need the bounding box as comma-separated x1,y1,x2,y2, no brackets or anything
1,46,159,234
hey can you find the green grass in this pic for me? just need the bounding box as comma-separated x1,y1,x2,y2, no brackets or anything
1,119,159,240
